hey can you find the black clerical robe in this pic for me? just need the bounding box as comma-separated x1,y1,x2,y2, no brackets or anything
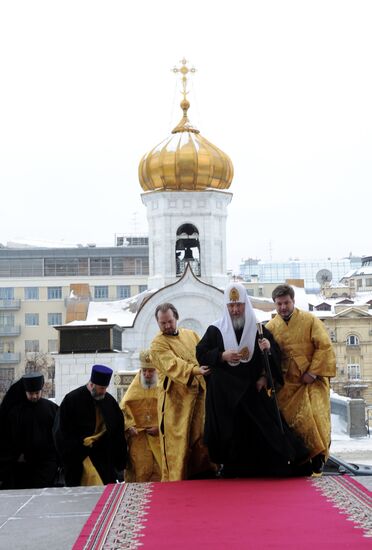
0,396,59,489
53,385,126,486
196,325,309,477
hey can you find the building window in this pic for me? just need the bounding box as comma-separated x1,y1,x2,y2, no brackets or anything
25,340,39,352
346,335,359,346
48,313,62,325
117,285,131,299
48,287,62,300
0,341,14,353
44,257,89,277
25,287,39,300
0,288,14,300
0,313,14,327
112,257,149,276
366,278,372,287
138,285,148,293
347,364,361,380
0,258,43,277
94,286,109,299
0,368,14,394
90,258,111,276
48,339,58,352
25,313,39,326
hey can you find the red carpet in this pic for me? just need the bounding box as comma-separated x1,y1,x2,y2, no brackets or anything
73,476,371,549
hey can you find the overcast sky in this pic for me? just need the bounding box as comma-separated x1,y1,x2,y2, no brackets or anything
0,1,371,273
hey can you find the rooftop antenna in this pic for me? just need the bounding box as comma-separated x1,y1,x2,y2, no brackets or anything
268,240,273,261
131,211,139,235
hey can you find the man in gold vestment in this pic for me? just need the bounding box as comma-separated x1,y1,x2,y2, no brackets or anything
120,351,161,482
150,303,213,481
266,284,336,474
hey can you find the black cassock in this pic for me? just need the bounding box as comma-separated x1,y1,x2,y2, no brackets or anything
53,385,126,486
0,384,59,489
196,325,309,477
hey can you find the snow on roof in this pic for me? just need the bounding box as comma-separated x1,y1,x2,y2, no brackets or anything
331,390,351,402
62,289,157,328
312,310,335,318
254,308,272,323
342,266,372,277
85,289,157,327
340,269,357,279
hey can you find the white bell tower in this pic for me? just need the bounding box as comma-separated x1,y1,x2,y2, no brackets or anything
138,59,234,290
142,189,232,289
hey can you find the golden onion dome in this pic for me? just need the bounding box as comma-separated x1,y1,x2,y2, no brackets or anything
138,64,234,192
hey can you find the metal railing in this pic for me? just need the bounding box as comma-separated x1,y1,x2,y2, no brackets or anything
0,299,21,310
0,325,21,336
0,352,21,364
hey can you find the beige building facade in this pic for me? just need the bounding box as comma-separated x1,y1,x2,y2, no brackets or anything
320,305,372,406
0,243,149,398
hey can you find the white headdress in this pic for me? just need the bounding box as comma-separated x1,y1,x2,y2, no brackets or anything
213,282,257,366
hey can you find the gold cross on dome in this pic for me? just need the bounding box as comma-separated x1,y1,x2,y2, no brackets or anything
171,58,196,99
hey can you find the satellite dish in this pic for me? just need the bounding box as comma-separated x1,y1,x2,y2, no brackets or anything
316,269,332,285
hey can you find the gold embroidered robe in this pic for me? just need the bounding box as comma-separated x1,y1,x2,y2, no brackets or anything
267,308,336,459
150,328,211,481
120,372,161,482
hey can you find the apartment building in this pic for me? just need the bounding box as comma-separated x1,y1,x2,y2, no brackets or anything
239,256,362,292
0,240,149,397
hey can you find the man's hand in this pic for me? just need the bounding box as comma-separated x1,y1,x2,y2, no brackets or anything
199,365,211,376
256,375,267,392
222,350,242,363
128,426,138,437
145,426,159,436
258,338,271,352
301,372,317,385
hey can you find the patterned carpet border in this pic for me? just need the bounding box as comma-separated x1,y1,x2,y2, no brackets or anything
74,476,372,548
73,483,153,550
312,475,372,538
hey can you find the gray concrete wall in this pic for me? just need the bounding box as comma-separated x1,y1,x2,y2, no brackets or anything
331,395,368,437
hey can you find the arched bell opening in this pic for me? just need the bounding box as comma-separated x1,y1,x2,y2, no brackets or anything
175,223,201,277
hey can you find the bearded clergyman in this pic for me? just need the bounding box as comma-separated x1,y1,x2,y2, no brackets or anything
150,302,214,481
53,364,126,486
120,350,161,482
196,283,309,478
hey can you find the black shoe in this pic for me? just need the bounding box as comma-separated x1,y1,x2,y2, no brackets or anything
291,460,313,477
219,465,238,479
311,454,325,475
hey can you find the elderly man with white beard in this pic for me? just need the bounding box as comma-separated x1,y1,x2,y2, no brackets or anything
196,283,309,478
120,351,162,482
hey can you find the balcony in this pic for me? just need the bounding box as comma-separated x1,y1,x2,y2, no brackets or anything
0,352,21,364
346,344,360,351
0,299,21,310
0,325,21,336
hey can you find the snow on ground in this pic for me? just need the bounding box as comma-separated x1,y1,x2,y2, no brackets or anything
331,413,372,464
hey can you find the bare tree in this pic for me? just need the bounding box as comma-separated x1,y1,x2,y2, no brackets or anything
25,351,55,398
